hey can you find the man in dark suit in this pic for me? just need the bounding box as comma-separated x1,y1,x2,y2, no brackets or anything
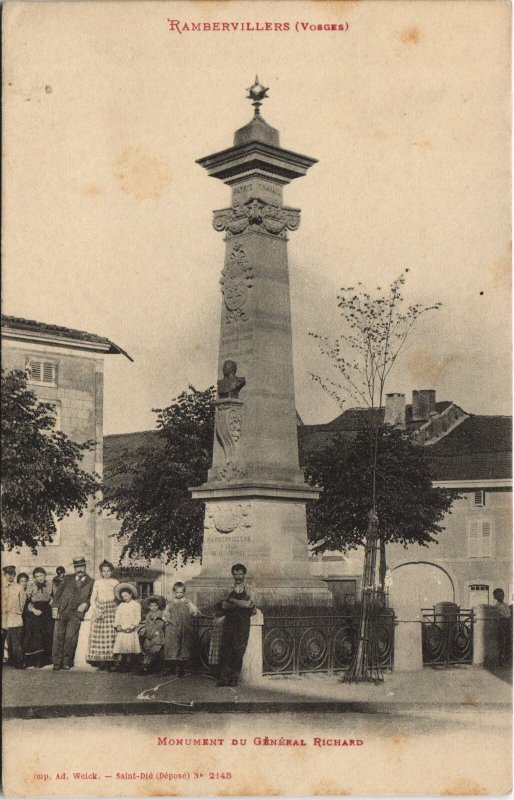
52,556,94,670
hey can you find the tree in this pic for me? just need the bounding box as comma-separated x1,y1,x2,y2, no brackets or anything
310,271,442,576
101,385,215,567
305,426,455,557
1,369,101,553
309,271,444,681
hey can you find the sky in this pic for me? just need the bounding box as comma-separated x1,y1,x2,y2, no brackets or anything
3,0,511,435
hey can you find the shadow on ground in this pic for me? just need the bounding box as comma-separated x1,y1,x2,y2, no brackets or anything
2,663,512,721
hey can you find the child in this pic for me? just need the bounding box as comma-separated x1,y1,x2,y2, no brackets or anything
137,595,166,675
163,582,200,676
112,583,141,672
493,588,512,667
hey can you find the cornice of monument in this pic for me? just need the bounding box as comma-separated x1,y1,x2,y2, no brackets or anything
196,140,317,185
190,481,321,501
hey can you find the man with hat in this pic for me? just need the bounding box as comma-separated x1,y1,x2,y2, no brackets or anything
51,557,94,670
2,565,26,669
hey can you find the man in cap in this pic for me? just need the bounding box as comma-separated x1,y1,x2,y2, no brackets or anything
1,565,26,668
51,557,94,670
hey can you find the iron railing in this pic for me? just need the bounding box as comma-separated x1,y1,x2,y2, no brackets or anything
262,614,395,675
421,607,474,667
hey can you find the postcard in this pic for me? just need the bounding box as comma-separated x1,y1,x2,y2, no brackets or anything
1,0,512,797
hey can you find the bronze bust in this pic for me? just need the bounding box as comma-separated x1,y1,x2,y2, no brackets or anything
217,360,246,399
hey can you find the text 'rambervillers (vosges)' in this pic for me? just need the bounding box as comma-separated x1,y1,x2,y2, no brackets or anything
166,20,350,33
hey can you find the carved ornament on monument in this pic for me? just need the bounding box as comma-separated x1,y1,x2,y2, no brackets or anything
213,200,301,238
205,502,252,534
214,398,244,462
213,463,248,482
220,243,254,325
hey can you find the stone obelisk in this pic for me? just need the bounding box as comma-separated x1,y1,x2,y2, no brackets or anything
190,79,331,610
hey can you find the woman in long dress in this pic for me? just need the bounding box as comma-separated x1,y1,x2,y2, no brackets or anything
86,560,119,670
24,568,53,668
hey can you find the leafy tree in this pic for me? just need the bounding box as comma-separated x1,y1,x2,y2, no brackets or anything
305,426,455,556
1,369,101,553
101,385,215,567
310,271,444,681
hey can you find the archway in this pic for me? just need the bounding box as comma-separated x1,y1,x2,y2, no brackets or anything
389,561,455,618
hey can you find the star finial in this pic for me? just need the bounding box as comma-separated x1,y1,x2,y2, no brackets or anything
246,75,269,117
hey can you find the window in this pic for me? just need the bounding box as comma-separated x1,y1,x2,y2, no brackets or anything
27,359,57,386
469,584,490,605
137,582,154,600
473,490,485,507
468,519,492,558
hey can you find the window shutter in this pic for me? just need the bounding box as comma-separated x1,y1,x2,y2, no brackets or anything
29,360,43,382
468,520,480,558
481,521,492,557
474,490,485,507
42,362,55,383
27,360,56,385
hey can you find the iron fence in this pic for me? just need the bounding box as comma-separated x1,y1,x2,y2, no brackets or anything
194,616,217,672
421,607,474,667
262,614,395,675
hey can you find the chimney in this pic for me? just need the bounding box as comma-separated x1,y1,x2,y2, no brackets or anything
384,393,406,429
412,389,436,421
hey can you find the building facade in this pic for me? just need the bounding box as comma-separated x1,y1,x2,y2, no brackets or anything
299,390,513,611
2,315,131,576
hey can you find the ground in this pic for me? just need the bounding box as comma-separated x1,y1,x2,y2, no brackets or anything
2,666,512,796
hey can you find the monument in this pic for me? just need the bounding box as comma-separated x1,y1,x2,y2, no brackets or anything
190,79,332,610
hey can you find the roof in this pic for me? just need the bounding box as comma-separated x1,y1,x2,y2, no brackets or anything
298,411,512,483
322,401,453,431
104,411,512,488
422,415,512,481
1,315,133,361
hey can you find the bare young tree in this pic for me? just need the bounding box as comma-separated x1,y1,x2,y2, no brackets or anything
310,270,441,682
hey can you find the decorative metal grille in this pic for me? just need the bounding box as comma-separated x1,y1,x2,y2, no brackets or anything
421,608,474,667
194,616,217,672
262,614,395,675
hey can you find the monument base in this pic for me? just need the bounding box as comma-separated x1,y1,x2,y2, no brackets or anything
188,575,332,614
189,483,333,613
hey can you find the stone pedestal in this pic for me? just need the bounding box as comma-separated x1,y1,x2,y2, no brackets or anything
394,619,423,672
190,84,332,614
240,609,264,685
72,615,96,671
472,604,499,667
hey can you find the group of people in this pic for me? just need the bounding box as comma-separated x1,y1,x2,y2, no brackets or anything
2,558,255,686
